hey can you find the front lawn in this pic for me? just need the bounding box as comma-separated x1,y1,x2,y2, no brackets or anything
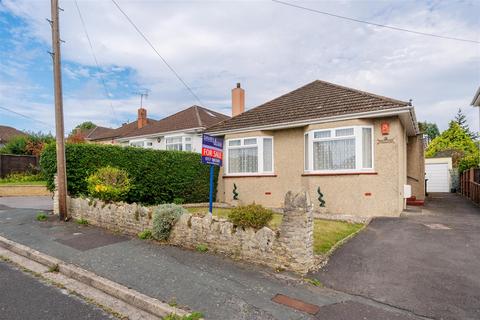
0,180,47,186
186,207,363,255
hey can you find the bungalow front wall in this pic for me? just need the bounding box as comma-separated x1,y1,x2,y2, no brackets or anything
216,116,425,217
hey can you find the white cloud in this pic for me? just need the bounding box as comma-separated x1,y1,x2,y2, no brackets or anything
0,0,479,132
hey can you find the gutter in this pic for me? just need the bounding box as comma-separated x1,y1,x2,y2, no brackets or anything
207,107,416,136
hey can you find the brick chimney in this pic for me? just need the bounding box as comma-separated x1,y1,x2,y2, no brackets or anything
137,107,147,129
232,83,245,117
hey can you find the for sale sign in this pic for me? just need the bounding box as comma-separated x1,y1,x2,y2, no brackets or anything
201,134,224,166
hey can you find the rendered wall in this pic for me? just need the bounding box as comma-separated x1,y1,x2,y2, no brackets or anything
217,117,408,217
407,135,426,200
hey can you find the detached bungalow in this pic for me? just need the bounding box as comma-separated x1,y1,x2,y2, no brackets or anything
86,105,229,152
207,81,425,217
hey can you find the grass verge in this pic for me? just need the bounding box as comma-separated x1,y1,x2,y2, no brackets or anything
0,181,47,186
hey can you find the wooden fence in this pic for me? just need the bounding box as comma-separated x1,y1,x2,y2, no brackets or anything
460,168,480,206
0,154,39,178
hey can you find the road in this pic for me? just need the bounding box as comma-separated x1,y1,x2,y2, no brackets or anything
0,260,113,320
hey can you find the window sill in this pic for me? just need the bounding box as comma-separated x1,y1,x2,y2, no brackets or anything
222,174,277,178
302,171,377,177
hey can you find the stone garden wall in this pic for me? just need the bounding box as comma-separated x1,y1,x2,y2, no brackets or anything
55,190,315,274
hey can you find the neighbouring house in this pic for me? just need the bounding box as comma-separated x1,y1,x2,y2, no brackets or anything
206,80,425,217
0,125,26,148
85,105,229,152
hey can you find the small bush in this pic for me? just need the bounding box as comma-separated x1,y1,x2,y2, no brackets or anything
36,213,47,221
86,166,131,202
228,204,274,229
163,312,203,320
151,204,187,241
195,244,208,252
76,218,89,225
138,229,153,240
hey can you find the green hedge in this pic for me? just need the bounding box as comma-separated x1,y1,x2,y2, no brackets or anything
40,143,218,205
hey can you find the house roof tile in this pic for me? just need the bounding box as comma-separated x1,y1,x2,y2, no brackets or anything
206,80,410,133
0,125,26,144
120,105,229,139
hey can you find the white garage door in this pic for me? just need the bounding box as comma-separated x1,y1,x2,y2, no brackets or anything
425,163,450,192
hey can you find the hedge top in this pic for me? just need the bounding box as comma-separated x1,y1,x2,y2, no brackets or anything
40,143,218,205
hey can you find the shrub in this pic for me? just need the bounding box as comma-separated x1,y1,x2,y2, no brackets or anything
163,312,203,320
36,213,47,221
40,143,218,205
195,244,208,252
76,218,89,225
151,204,187,241
228,204,274,229
138,229,153,240
86,166,131,202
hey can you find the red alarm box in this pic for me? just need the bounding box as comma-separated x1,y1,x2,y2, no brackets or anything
381,122,390,135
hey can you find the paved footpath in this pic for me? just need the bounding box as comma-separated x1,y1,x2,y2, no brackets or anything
0,260,112,320
0,198,424,320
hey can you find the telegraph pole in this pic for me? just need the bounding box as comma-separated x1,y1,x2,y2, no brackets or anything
50,0,68,221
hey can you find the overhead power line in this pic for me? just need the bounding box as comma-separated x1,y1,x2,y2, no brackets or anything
73,0,120,125
272,0,480,44
110,0,205,106
0,105,54,129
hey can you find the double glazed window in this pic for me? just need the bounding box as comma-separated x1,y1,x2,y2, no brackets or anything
166,136,192,151
226,137,273,174
305,126,373,172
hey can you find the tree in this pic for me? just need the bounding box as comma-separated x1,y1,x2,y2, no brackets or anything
454,108,477,139
0,132,54,156
418,121,440,141
75,121,96,131
426,121,479,171
68,121,97,142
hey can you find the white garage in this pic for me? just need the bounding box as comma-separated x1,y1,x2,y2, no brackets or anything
425,158,452,193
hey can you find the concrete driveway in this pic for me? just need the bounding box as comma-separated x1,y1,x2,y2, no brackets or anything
311,193,480,320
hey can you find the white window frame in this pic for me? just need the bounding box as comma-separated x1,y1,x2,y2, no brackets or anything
304,125,374,173
165,135,193,151
225,136,274,176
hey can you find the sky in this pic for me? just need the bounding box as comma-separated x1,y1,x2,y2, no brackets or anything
0,0,479,134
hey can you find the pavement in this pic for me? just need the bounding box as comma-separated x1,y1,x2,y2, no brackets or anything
0,260,112,320
311,193,480,320
0,196,424,320
0,195,53,211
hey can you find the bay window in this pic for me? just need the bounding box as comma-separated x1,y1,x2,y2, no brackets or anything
304,126,373,172
226,137,274,175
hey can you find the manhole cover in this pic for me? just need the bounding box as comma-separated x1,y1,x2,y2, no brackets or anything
271,294,320,315
423,223,451,230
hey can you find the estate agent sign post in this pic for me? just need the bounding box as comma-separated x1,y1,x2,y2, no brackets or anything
201,134,224,214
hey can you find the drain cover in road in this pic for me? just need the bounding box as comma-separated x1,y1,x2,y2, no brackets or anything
423,223,451,230
55,231,128,251
271,294,320,314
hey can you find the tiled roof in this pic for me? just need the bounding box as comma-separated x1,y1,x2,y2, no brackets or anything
86,119,158,141
0,125,26,143
206,80,410,133
121,105,229,139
